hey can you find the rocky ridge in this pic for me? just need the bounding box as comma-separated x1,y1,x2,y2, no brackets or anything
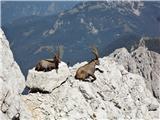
23,58,160,119
110,46,160,103
0,29,160,119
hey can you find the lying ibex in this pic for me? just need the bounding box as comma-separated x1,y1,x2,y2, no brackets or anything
75,46,103,82
35,47,61,72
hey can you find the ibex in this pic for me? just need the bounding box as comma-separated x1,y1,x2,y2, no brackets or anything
35,47,61,72
75,46,103,82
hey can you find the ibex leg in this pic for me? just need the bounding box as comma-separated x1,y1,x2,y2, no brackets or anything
89,74,96,82
96,68,104,73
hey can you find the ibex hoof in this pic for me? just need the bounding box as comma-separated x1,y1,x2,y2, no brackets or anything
91,79,96,82
100,70,104,73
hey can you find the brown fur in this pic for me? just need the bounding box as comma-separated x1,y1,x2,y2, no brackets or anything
75,47,103,81
35,49,61,72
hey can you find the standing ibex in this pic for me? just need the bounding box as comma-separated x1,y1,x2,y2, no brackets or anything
35,47,61,72
75,46,103,82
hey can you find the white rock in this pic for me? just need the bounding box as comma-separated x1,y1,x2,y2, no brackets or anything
0,29,31,120
110,47,160,103
26,62,70,93
109,47,137,73
0,29,25,93
22,57,160,120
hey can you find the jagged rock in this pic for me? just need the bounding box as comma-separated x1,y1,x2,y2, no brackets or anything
110,46,160,103
133,37,160,53
109,48,138,73
26,62,70,93
0,29,31,120
21,57,160,119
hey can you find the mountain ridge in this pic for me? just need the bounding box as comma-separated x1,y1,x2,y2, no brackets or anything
2,1,160,77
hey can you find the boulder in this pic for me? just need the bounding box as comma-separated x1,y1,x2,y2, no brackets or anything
26,62,70,93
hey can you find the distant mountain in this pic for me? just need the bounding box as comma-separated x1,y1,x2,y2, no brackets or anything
1,1,78,25
106,36,160,54
2,1,160,76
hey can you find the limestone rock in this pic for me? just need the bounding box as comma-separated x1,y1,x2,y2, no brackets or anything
26,62,70,93
110,46,160,103
22,57,160,120
109,47,138,73
0,29,31,120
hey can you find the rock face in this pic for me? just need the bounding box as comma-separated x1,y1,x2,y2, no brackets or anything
0,29,31,120
110,47,160,103
26,62,70,93
22,57,160,120
109,48,137,73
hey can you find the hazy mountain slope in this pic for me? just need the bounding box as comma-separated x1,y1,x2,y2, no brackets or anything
2,1,160,76
1,1,78,25
107,37,160,54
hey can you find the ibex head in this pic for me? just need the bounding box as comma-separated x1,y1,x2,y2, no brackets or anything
91,46,100,65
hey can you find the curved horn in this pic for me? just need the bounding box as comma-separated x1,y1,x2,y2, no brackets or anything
57,46,60,59
58,45,64,59
53,46,59,58
91,45,99,60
